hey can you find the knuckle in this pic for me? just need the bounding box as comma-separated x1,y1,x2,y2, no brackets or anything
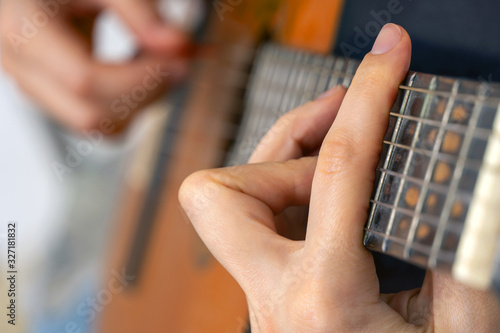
317,131,358,176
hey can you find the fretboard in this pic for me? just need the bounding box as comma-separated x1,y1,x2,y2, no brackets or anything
228,43,500,294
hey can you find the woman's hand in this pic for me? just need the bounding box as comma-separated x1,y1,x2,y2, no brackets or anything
0,0,190,132
179,24,500,332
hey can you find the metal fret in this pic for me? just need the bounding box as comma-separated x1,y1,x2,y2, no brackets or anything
400,85,500,105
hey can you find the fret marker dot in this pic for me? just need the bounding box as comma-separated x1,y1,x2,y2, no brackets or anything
434,161,451,183
417,224,430,240
405,187,420,207
442,132,461,153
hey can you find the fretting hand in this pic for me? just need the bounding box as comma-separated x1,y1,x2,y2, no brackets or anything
179,24,500,332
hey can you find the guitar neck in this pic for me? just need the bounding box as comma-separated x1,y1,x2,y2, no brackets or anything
228,43,500,294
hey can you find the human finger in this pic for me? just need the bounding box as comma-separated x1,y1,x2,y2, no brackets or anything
249,86,347,164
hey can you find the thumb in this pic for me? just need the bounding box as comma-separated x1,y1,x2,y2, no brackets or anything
104,0,189,54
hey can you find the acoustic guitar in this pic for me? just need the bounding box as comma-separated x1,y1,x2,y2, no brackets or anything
101,1,500,332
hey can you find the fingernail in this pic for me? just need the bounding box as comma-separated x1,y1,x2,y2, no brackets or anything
371,23,402,55
317,86,340,100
